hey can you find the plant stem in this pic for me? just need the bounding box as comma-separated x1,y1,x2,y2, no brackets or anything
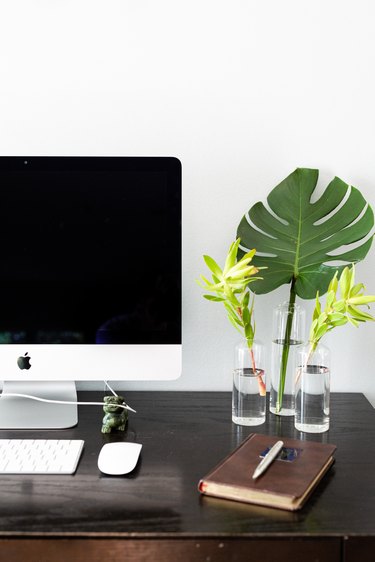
248,344,266,396
237,304,266,396
295,341,314,387
249,345,257,373
275,279,296,413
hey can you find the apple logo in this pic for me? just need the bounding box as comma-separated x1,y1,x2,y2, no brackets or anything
17,352,31,370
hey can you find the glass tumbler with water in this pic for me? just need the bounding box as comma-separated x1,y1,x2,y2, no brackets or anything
270,302,305,416
295,343,330,433
232,339,266,426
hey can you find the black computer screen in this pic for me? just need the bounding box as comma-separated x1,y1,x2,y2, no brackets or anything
0,157,181,345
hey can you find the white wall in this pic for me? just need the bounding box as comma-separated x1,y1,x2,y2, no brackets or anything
1,0,375,404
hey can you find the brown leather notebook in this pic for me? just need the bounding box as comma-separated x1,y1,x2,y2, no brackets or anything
198,433,336,511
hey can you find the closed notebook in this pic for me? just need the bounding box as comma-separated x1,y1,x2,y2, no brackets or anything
198,433,336,511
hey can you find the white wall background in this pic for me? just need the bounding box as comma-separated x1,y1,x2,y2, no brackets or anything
1,0,375,404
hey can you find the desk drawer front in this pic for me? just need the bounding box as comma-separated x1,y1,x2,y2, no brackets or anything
0,537,341,562
343,537,375,562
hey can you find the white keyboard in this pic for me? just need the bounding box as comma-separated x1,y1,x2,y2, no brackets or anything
0,439,84,474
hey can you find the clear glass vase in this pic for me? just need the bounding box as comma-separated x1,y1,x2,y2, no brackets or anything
270,301,305,416
294,342,330,433
232,339,266,426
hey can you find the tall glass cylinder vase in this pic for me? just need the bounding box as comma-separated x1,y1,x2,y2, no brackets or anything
232,339,266,426
295,343,330,433
270,302,305,416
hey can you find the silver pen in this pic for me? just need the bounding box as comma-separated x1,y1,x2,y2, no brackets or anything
252,440,284,480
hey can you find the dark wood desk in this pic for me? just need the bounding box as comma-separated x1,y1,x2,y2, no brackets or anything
0,391,374,562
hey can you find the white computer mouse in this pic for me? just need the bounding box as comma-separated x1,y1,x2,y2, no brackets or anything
98,442,142,476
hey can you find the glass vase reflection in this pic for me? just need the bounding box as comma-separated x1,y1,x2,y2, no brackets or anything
295,343,330,433
270,302,305,416
232,340,266,426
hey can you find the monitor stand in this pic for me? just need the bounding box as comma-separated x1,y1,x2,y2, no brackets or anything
0,381,78,429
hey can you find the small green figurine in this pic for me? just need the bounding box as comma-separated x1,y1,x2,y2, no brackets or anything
101,395,128,433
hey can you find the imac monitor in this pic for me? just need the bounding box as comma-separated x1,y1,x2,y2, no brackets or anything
0,157,182,428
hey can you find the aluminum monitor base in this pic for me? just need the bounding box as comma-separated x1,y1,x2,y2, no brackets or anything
0,381,78,429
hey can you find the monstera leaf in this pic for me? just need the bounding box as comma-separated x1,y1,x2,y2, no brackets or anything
237,168,374,299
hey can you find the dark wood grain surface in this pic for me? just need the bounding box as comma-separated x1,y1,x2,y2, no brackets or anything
0,391,374,541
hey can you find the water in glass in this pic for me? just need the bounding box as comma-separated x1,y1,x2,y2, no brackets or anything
232,368,266,426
